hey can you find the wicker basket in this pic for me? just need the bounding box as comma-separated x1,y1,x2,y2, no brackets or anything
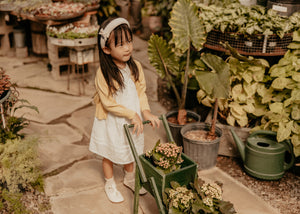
204,30,293,56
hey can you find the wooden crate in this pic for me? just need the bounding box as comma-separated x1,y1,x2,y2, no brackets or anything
30,21,48,54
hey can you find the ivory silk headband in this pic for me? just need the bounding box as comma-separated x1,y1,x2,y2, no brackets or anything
99,18,130,48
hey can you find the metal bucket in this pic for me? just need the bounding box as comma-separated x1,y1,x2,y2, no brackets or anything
13,27,26,48
181,123,222,170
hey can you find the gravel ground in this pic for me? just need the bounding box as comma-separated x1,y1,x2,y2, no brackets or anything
158,78,300,214
216,156,300,214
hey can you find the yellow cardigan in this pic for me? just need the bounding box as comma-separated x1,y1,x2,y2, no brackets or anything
93,60,150,120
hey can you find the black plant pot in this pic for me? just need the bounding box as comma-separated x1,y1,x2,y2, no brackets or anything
0,89,11,104
165,110,201,149
181,122,222,170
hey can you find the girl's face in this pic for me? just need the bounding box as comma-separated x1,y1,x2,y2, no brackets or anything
103,30,133,69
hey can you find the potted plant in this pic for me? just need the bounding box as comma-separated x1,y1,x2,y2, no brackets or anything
180,53,230,169
148,0,205,146
142,0,176,34
197,3,300,55
0,67,39,143
196,43,270,157
163,179,236,214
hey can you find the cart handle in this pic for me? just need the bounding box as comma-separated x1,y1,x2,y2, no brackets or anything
123,114,174,183
126,115,174,142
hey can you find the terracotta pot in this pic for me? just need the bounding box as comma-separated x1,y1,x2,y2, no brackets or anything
148,16,162,32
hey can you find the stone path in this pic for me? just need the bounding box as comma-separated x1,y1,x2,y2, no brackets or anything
0,35,280,214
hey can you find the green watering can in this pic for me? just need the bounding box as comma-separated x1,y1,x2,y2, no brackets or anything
230,129,295,180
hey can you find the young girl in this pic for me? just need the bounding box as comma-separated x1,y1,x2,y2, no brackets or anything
89,17,160,203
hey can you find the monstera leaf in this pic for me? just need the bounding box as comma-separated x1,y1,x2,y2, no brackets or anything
169,0,205,52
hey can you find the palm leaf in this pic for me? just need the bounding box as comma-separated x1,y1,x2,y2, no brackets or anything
148,35,179,79
169,0,206,52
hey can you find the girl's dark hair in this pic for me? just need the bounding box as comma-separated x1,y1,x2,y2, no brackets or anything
97,17,139,95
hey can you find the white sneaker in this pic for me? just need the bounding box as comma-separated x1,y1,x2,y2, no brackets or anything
104,182,124,203
123,177,147,195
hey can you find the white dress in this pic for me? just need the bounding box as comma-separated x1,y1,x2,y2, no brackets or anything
89,64,144,164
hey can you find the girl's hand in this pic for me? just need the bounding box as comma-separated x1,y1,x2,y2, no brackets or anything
143,110,160,129
131,113,143,136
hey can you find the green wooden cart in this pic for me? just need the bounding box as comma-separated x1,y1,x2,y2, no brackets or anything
123,115,197,214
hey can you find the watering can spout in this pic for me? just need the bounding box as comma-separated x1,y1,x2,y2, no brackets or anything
230,128,245,162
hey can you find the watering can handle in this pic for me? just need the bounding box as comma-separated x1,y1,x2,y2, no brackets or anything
248,130,277,138
281,140,295,171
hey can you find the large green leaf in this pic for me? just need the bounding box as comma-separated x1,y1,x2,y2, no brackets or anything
243,82,258,97
169,0,206,52
196,53,230,99
277,121,293,142
271,77,291,90
148,35,179,79
249,66,265,82
269,102,283,114
291,104,300,120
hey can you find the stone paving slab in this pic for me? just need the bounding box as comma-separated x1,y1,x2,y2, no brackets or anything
2,55,97,96
198,167,281,214
50,186,141,214
67,104,95,138
23,122,89,174
14,88,92,124
46,159,146,214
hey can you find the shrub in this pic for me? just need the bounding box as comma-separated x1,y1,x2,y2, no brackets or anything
0,138,43,193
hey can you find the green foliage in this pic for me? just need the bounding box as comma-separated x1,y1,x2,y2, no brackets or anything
0,116,28,143
97,0,118,23
163,179,236,214
169,0,206,52
148,0,206,109
196,3,300,38
254,30,300,156
0,188,29,214
197,46,270,127
195,53,230,99
46,24,99,40
0,138,43,193
0,87,39,144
